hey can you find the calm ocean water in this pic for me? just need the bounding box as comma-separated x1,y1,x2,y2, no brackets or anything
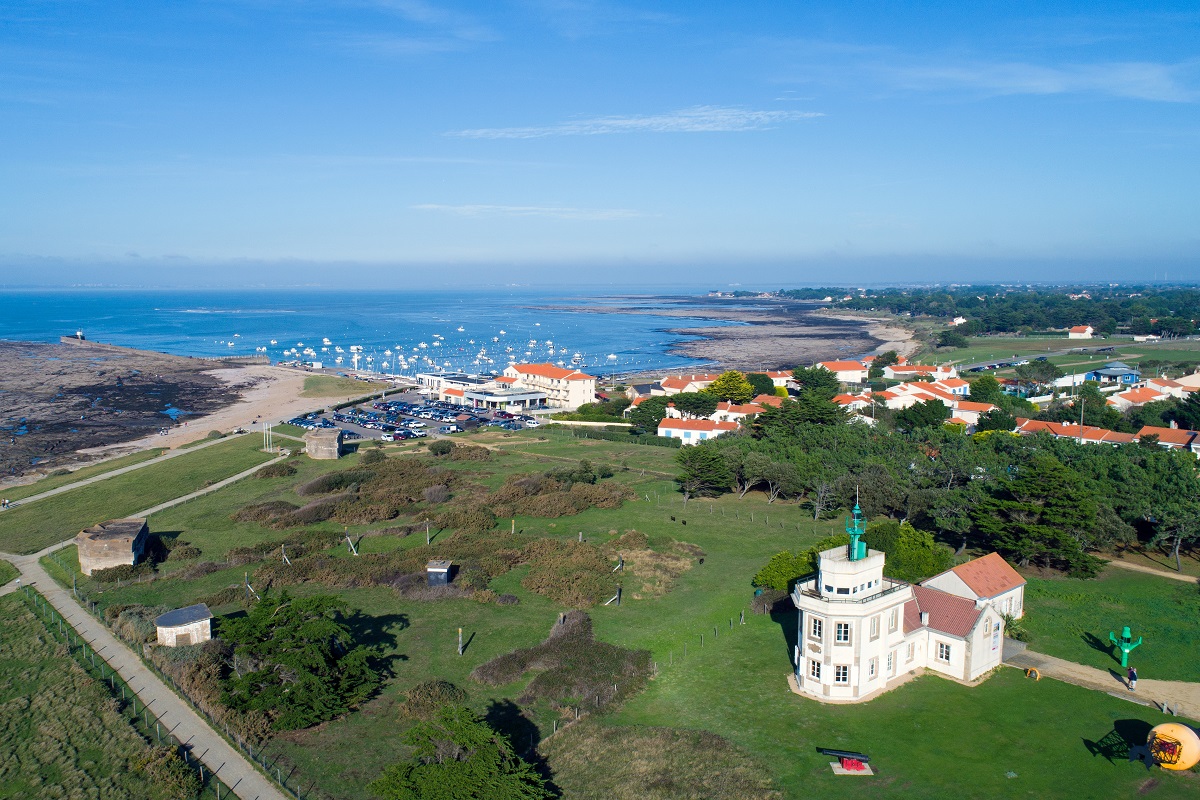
0,288,736,377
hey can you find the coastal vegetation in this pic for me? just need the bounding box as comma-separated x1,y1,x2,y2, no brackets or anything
4,447,167,502
301,374,378,398
29,429,1200,799
0,594,196,800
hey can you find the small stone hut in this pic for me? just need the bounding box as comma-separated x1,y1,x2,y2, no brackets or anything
154,603,213,647
304,428,343,459
75,518,149,576
427,559,453,586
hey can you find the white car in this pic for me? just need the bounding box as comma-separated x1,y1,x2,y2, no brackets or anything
525,420,541,428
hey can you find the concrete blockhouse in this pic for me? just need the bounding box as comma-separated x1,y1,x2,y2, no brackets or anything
155,603,214,647
75,518,149,576
304,428,343,459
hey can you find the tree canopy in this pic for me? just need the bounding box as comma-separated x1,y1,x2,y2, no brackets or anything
369,704,552,800
702,371,755,404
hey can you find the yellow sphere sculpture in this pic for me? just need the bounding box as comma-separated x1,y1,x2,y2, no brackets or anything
1147,723,1200,771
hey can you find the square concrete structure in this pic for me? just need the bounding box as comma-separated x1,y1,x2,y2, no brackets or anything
75,518,149,576
155,603,213,647
304,428,343,459
427,559,453,586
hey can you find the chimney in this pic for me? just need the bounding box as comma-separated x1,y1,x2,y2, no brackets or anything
920,612,930,626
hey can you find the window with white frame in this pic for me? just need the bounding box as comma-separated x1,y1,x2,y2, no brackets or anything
937,642,952,662
868,657,877,678
886,652,894,673
810,617,823,639
809,660,821,680
889,608,898,632
835,622,851,644
834,665,849,684
906,642,915,661
870,615,879,639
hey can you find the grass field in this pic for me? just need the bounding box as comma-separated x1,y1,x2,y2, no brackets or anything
3,448,168,502
0,434,274,554
36,434,1200,798
1021,568,1200,682
301,375,378,397
0,594,186,800
0,559,16,586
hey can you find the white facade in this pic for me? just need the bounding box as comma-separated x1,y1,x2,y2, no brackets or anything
1068,326,1094,339
791,539,1011,703
503,364,596,410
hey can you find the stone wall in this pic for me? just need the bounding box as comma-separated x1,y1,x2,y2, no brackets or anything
157,619,212,647
75,519,149,576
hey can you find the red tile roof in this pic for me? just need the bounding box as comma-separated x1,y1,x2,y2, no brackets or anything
955,401,997,413
946,552,1025,599
658,418,739,433
1137,425,1198,447
765,370,793,378
938,378,969,389
1117,387,1166,405
715,401,764,415
494,376,517,384
911,585,984,638
817,360,867,372
1069,325,1092,333
444,388,464,397
512,363,595,381
753,393,784,407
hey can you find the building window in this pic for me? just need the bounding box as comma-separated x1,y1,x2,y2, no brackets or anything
834,665,849,684
835,622,851,644
937,642,952,662
809,660,821,680
869,616,879,639
886,652,894,673
824,585,833,593
888,608,898,632
810,617,823,639
868,658,877,678
836,587,849,595
906,642,915,662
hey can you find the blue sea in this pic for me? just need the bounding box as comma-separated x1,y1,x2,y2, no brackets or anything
0,288,739,377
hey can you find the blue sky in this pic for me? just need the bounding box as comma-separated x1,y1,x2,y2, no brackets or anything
1,1,1198,287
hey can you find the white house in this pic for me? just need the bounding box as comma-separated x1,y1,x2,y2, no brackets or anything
1068,325,1094,339
950,316,968,326
882,364,958,381
816,360,869,384
657,418,738,444
921,552,1026,619
155,603,214,647
503,363,596,410
790,508,1012,703
658,373,722,395
709,401,766,423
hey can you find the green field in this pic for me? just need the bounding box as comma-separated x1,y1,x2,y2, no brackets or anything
35,434,1200,798
0,435,273,555
1021,568,1200,682
4,448,168,502
0,594,188,800
0,559,16,586
301,374,378,397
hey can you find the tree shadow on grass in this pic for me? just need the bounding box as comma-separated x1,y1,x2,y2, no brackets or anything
485,699,562,797
343,610,410,680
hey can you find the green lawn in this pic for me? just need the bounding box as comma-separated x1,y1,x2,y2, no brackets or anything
301,375,378,397
36,436,1200,798
0,435,273,555
3,448,168,502
0,559,16,586
1021,567,1200,682
0,594,186,800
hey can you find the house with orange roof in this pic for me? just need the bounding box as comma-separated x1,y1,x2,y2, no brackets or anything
1136,425,1198,452
934,377,970,397
763,369,795,388
1110,386,1169,412
790,514,1017,704
503,363,596,410
922,552,1026,619
657,373,722,395
753,393,784,408
950,400,997,426
710,401,766,423
815,360,869,384
1068,325,1094,339
656,417,739,445
882,364,958,381
1144,377,1193,399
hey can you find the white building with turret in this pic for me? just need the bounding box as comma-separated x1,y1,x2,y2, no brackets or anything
790,505,1023,703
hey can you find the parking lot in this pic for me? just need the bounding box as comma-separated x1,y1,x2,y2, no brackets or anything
283,390,544,442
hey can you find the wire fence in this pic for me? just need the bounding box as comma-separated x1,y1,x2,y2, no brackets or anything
19,585,240,799
40,548,305,799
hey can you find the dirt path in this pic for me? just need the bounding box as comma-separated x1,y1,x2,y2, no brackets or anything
8,558,288,800
1004,647,1199,720
1104,559,1199,584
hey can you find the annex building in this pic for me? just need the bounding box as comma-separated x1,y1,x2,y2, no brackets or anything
790,507,1025,703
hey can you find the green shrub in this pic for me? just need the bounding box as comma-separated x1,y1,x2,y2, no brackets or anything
448,444,491,461
397,680,468,721
166,544,202,561
91,563,154,583
296,469,375,496
360,448,387,465
133,747,201,798
206,430,226,439
521,540,616,607
428,440,455,456
230,500,299,524
48,468,72,477
256,461,298,479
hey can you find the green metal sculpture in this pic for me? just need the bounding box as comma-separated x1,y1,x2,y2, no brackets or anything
1108,626,1143,668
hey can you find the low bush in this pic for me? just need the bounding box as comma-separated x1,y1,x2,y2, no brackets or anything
198,586,246,607
360,449,387,466
428,440,455,456
231,500,299,524
521,540,616,607
207,430,226,439
496,593,520,606
48,468,72,477
166,544,202,561
256,461,298,479
397,680,468,721
91,563,154,583
133,747,201,799
422,484,451,504
296,469,376,496
471,611,651,711
178,561,226,580
448,444,491,461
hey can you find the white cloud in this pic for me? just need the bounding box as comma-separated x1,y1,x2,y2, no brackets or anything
891,60,1198,102
412,203,642,220
447,105,824,139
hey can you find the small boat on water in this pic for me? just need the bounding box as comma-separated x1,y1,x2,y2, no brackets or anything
572,352,583,364
457,326,465,332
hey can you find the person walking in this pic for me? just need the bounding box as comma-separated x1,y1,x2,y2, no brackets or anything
1128,666,1138,691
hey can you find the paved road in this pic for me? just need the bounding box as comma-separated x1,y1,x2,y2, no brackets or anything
1004,647,1199,720
0,432,247,513
6,555,288,800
